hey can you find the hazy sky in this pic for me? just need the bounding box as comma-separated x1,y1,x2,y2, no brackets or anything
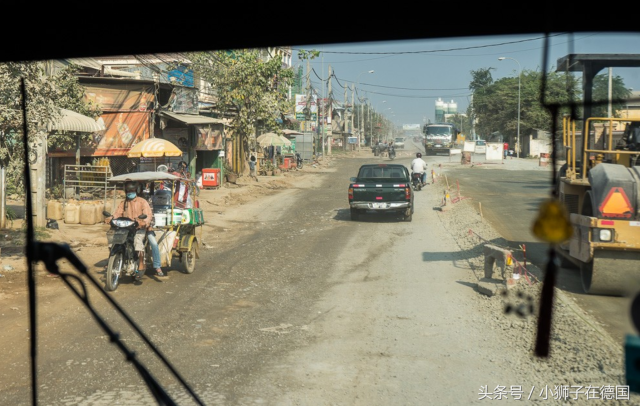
292,32,640,130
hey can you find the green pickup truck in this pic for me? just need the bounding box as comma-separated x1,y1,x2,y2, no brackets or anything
348,163,414,221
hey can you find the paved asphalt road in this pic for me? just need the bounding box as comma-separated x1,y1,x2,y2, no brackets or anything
395,136,634,343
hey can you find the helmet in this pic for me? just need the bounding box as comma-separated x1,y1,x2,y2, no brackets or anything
416,153,422,158
124,181,140,198
124,181,138,192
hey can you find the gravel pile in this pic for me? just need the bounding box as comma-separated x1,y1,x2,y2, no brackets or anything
431,173,638,405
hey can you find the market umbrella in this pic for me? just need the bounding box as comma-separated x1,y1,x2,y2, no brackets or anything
257,132,292,148
127,137,183,158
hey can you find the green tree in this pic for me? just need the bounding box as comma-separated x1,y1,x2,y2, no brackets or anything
472,68,580,145
187,49,295,159
469,68,495,137
446,113,471,137
591,73,633,118
46,63,102,151
297,49,321,61
0,61,100,195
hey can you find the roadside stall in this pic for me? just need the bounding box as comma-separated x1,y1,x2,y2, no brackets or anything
257,132,292,172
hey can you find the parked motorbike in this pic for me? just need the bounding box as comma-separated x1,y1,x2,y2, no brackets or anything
295,152,303,169
103,211,148,291
411,172,423,191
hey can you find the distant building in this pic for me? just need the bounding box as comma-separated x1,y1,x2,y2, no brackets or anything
435,98,458,123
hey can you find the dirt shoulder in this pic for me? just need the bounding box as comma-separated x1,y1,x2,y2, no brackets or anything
0,152,350,303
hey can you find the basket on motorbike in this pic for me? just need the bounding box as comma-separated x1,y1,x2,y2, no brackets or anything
106,228,115,246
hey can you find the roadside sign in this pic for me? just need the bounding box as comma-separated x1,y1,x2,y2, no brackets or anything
599,187,634,218
463,141,475,152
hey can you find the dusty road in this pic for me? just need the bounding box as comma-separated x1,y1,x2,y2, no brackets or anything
0,151,637,405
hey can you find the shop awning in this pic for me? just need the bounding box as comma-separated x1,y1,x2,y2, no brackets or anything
47,108,106,133
161,111,229,125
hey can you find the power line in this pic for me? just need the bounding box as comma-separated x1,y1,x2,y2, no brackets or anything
292,33,566,55
359,81,468,91
363,89,472,99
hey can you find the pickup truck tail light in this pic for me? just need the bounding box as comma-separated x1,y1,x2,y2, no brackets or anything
348,187,353,200
405,187,411,200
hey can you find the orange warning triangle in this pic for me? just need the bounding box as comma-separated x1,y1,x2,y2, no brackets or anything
599,187,633,218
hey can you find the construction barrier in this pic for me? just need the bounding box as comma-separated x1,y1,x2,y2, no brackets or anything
539,152,550,167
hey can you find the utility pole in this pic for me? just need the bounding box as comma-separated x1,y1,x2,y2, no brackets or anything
327,65,332,156
359,94,364,151
470,93,476,139
368,101,371,146
608,67,613,118
30,131,47,228
351,84,355,152
344,83,348,151
306,58,312,156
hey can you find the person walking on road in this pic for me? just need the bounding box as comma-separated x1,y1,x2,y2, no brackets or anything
249,155,258,182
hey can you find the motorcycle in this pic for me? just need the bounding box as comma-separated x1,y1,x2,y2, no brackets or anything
411,172,423,191
103,212,149,291
388,147,396,160
295,152,303,169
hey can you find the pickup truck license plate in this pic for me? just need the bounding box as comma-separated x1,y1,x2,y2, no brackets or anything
370,202,388,209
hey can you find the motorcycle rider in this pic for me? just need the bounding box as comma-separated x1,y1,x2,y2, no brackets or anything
105,181,165,280
411,152,428,185
388,142,396,159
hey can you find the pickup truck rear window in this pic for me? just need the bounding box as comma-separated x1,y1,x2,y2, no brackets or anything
358,166,407,180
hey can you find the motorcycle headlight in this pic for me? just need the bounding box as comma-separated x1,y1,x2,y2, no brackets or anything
112,219,135,228
598,228,612,242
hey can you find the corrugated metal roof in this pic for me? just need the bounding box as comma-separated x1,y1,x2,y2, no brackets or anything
161,111,229,125
66,57,103,70
103,67,140,77
46,109,106,133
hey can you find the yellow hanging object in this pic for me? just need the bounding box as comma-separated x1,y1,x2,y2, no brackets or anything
532,198,573,243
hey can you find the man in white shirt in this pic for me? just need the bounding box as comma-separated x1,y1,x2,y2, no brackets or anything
411,152,428,185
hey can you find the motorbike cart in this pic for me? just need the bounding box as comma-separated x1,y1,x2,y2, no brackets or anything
105,171,205,289
103,213,150,291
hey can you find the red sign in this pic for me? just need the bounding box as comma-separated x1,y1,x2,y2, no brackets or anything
599,187,634,218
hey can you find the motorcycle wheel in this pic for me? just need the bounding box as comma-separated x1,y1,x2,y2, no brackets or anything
182,243,198,274
105,252,124,291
